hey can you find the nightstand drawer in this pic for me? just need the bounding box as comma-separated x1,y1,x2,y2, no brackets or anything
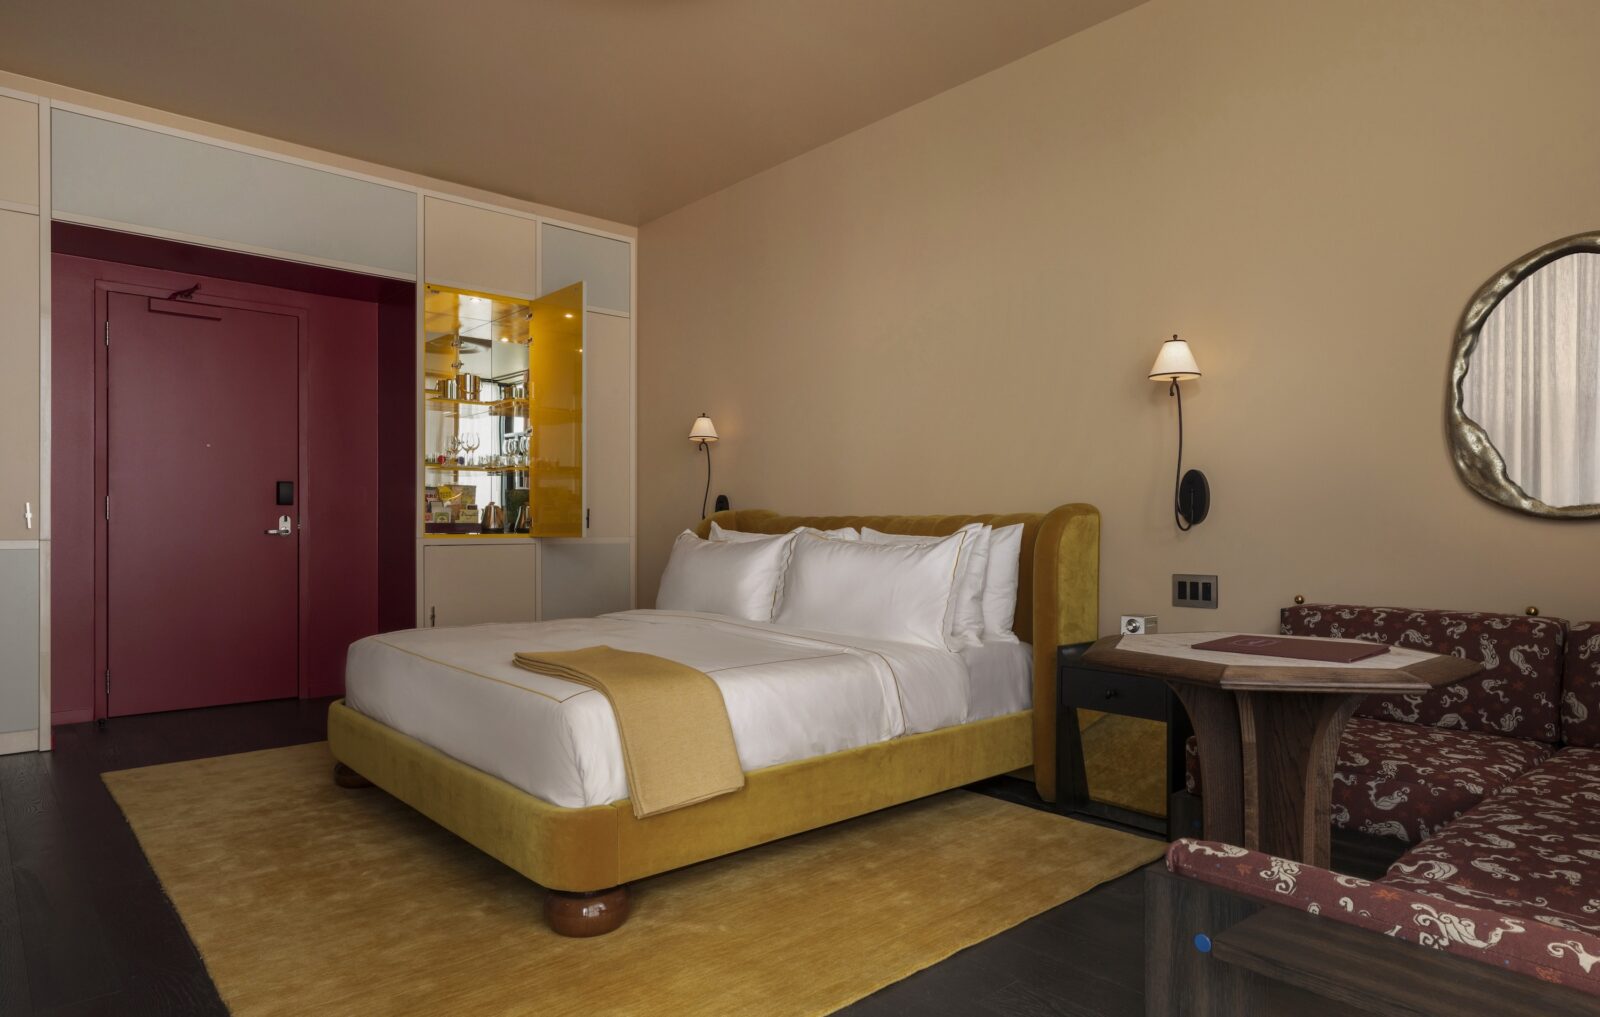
1060,667,1167,718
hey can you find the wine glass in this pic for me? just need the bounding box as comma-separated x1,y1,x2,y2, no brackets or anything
445,435,462,464
460,432,481,466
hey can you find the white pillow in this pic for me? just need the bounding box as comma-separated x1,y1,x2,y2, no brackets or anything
859,524,988,649
656,530,797,621
775,530,967,650
982,524,1024,643
710,521,859,542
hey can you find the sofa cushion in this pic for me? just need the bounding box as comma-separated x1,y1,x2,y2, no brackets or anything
1281,603,1566,743
1562,622,1600,747
1167,838,1600,996
1333,717,1554,843
1385,747,1600,935
1185,717,1552,844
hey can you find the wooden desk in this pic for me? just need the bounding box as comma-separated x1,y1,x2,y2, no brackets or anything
1084,632,1481,866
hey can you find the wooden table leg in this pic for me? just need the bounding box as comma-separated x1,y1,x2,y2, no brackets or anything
1169,684,1244,847
1235,692,1364,866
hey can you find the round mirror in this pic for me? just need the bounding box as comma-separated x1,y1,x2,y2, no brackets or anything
1449,231,1600,518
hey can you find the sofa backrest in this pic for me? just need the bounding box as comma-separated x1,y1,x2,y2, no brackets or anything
1280,603,1566,743
1563,621,1600,747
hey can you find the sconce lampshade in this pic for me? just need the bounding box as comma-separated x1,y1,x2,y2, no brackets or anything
1148,335,1202,382
688,415,719,444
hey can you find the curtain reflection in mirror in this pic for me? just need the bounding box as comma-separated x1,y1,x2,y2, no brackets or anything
1462,251,1600,508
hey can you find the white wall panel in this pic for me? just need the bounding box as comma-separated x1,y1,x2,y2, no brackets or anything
584,313,632,538
424,197,538,297
541,223,630,312
539,542,631,619
52,110,417,276
0,95,39,208
0,210,39,541
0,549,39,737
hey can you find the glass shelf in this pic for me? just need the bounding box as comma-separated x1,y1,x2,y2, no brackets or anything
423,462,523,473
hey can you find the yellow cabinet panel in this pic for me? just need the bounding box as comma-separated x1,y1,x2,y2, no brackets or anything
528,283,584,538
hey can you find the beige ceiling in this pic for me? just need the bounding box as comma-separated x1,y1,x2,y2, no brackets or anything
0,0,1144,225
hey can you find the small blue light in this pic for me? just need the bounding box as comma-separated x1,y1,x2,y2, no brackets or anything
1193,933,1212,953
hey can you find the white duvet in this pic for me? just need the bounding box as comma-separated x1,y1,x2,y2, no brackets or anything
345,609,1030,809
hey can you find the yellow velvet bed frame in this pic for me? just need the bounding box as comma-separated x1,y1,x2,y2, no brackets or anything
326,504,1099,932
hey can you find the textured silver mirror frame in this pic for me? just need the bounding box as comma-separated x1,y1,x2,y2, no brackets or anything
1448,230,1600,519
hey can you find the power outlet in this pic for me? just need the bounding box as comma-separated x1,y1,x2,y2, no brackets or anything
1173,574,1219,609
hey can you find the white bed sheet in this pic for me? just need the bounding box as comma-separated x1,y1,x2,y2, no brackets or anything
345,609,1027,809
962,638,1033,721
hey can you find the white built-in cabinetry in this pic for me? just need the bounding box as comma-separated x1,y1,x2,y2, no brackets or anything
417,197,635,629
0,90,46,753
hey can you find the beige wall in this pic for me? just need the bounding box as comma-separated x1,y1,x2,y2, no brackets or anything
638,0,1600,634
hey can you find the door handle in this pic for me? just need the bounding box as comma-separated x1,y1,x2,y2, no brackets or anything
264,514,293,536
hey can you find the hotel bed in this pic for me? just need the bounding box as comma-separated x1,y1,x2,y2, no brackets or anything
347,612,1033,809
327,505,1099,934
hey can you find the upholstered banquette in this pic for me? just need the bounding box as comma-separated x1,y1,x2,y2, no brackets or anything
1158,606,1600,1009
1184,603,1588,845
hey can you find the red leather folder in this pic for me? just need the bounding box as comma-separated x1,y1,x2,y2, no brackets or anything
1190,634,1390,663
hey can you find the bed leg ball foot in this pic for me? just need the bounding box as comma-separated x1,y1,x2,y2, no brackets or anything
332,762,374,789
545,886,630,937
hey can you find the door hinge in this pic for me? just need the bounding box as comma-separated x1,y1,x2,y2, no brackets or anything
104,321,110,346
104,495,111,521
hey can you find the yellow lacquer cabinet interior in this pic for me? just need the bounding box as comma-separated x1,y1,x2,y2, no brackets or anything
422,282,584,539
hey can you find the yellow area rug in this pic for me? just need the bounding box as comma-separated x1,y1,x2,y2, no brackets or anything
104,742,1164,1017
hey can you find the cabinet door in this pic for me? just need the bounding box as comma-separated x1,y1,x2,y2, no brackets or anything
0,210,39,540
424,197,538,297
539,541,631,620
0,549,39,740
540,223,630,313
0,95,39,208
584,312,632,538
422,544,539,628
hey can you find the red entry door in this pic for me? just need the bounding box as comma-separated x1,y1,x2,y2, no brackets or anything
105,293,300,716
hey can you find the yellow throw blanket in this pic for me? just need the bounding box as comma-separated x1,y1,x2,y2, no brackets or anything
511,646,745,818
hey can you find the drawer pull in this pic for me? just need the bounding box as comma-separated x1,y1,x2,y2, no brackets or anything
1103,689,1120,700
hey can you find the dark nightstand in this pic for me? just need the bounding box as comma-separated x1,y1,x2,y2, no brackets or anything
1055,641,1192,838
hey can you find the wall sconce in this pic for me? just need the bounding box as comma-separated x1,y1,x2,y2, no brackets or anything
1149,335,1210,530
689,414,719,518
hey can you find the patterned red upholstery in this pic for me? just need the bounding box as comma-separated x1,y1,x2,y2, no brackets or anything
1281,603,1567,743
1562,622,1600,747
1385,747,1600,935
1168,838,1600,996
1184,717,1552,843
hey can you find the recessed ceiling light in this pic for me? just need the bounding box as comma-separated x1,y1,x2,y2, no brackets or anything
564,312,574,319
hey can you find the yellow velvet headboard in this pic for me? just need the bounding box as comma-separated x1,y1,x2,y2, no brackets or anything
693,504,1101,802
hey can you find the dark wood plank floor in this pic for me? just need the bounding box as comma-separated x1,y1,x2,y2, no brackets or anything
1,700,1153,1016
